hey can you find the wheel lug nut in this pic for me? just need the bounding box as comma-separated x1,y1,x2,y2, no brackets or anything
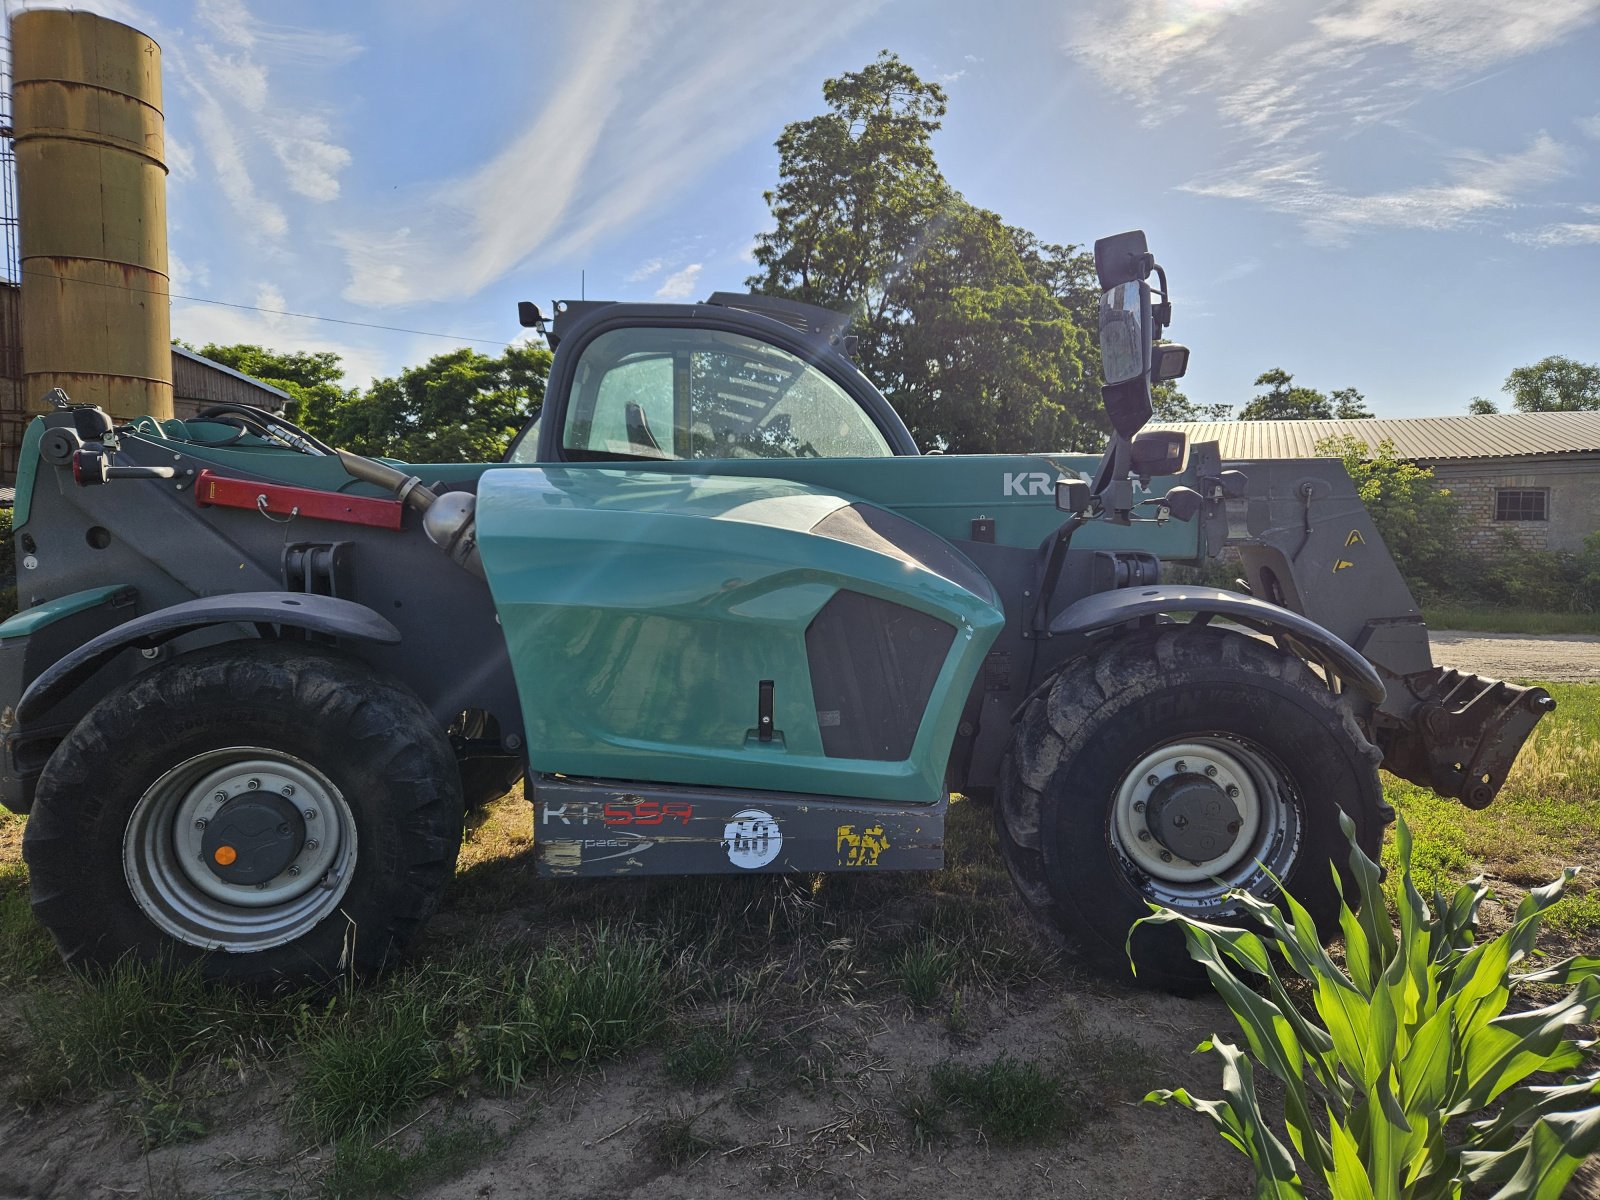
304,809,317,820
247,778,260,790
194,818,207,830
214,791,228,803
1146,774,1159,787
1133,800,1146,813
287,865,301,876
1226,785,1240,798
1174,760,1187,773
1159,850,1173,862
282,785,296,796
1205,765,1217,778
305,839,319,851
1137,830,1151,841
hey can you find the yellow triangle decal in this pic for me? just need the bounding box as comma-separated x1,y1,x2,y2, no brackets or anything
1345,530,1365,547
1333,559,1355,572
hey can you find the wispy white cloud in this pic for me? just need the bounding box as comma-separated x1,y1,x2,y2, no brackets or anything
1185,134,1575,243
1069,0,1599,238
1511,222,1600,246
626,258,666,283
169,0,359,228
338,0,884,307
1579,114,1600,140
655,263,703,299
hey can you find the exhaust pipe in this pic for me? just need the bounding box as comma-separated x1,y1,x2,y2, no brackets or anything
337,450,483,578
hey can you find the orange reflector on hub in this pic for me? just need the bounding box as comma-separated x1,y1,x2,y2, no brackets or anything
214,845,238,866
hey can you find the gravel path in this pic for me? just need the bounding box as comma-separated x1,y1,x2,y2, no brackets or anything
1428,630,1600,683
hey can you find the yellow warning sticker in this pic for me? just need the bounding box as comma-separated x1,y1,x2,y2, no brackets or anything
1333,559,1355,572
837,823,889,867
1345,530,1365,547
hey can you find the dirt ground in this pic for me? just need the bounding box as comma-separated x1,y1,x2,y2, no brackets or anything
0,929,1256,1200
1430,629,1600,682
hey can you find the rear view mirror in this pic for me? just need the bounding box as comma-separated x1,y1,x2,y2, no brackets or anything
1099,282,1149,385
1131,430,1188,478
1162,486,1203,522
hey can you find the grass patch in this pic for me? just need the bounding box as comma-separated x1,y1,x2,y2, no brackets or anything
292,989,457,1143
1383,682,1600,907
14,960,269,1100
664,1004,760,1087
324,1122,497,1200
1422,605,1600,636
0,859,57,986
928,1052,1071,1145
473,924,674,1091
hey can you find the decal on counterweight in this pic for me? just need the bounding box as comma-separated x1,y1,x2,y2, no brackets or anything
837,823,889,867
722,809,782,869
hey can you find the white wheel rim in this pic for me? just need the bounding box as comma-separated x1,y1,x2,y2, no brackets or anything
123,747,356,952
1108,735,1301,911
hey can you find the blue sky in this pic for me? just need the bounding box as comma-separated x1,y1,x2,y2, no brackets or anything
28,0,1600,419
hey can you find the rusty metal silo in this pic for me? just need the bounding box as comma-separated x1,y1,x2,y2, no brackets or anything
12,9,173,420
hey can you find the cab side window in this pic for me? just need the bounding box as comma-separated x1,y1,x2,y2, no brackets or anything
562,327,892,461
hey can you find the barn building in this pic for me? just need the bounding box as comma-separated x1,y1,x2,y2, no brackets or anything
1153,412,1600,554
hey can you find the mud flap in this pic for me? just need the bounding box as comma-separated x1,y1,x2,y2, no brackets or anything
531,777,945,877
1378,668,1555,809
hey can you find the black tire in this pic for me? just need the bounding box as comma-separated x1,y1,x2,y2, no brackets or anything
23,642,463,986
997,624,1386,991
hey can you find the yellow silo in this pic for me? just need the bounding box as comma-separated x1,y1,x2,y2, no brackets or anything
12,8,173,419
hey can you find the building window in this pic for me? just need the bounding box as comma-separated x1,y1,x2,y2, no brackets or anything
1495,489,1548,522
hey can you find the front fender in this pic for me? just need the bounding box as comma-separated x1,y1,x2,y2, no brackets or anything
17,592,401,723
1048,585,1385,704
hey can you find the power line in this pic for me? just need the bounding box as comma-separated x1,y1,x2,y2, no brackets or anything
13,264,520,348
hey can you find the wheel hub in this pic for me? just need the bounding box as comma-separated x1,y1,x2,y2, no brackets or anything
201,792,306,885
1145,774,1242,864
123,747,356,953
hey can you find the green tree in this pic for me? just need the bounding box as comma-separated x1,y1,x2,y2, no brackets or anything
749,52,1101,452
1503,354,1600,411
315,344,550,462
1317,435,1458,596
1466,395,1498,414
1152,384,1232,422
1239,370,1372,420
188,342,355,427
1329,386,1372,419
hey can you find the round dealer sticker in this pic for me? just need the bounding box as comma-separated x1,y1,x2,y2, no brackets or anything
722,809,782,869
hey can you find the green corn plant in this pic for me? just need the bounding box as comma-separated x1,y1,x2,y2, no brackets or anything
1136,813,1600,1199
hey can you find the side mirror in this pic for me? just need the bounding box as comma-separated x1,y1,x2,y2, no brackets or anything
1055,478,1090,515
1131,430,1188,479
517,301,545,328
1219,469,1249,499
1162,486,1203,522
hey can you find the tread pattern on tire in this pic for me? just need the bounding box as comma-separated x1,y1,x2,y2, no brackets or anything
997,622,1387,989
24,642,464,985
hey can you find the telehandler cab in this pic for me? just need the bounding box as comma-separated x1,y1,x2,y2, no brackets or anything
3,231,1550,989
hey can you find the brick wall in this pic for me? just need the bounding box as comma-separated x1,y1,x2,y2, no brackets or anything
1430,456,1600,555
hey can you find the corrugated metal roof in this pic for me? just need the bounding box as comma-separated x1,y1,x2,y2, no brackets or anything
1149,411,1600,461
